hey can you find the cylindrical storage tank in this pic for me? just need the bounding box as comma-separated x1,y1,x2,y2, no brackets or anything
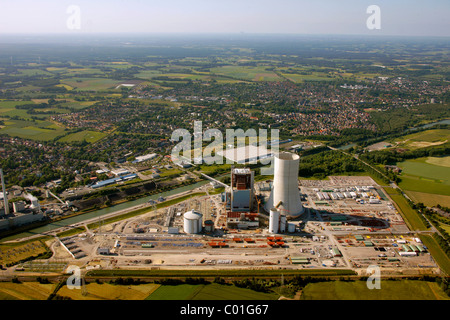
204,220,214,233
269,208,280,234
279,215,287,233
265,152,304,217
288,223,296,233
183,209,203,234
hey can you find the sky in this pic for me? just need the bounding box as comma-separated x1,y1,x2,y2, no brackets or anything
0,0,449,37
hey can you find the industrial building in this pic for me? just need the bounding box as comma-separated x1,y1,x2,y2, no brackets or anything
0,169,45,231
132,153,157,164
222,167,260,230
217,145,273,164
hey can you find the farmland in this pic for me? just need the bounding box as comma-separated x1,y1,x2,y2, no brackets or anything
56,282,161,300
57,130,107,143
146,283,278,300
397,158,450,185
396,156,450,205
60,78,123,91
0,119,66,141
383,187,429,231
406,191,450,208
300,280,449,300
419,234,450,276
0,282,56,300
0,240,50,267
392,129,450,150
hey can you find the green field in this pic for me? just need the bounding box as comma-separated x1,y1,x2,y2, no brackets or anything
146,283,279,300
0,119,66,141
398,158,450,185
210,66,281,82
281,72,333,83
300,280,449,300
397,156,450,198
58,130,107,143
399,176,450,196
393,129,450,149
419,234,450,276
61,78,121,91
383,187,429,231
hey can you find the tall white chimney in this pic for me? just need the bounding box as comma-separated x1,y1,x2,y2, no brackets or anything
265,152,304,217
0,169,9,215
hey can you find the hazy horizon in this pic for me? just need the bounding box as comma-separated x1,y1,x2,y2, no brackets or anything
0,0,449,37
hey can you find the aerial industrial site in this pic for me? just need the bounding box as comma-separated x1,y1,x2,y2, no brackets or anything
16,152,436,277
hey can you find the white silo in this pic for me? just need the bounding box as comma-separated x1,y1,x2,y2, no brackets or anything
265,152,304,217
279,215,287,233
269,208,280,234
183,209,203,234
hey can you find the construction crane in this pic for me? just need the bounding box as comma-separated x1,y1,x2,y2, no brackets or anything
275,201,283,209
254,193,261,213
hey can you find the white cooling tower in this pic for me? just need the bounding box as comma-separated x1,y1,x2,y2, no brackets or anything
269,208,280,234
265,152,304,217
0,169,9,215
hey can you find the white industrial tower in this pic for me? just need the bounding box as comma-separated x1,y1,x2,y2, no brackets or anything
265,152,304,217
0,169,9,215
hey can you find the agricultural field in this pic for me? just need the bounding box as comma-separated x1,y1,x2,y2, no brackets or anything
397,158,450,185
57,130,107,143
0,119,66,141
300,280,449,300
419,234,450,276
0,240,49,267
280,72,333,83
146,283,279,300
56,282,160,300
383,187,429,231
0,282,56,300
60,78,123,91
397,156,450,202
210,66,281,82
392,129,450,150
46,67,105,77
406,191,450,208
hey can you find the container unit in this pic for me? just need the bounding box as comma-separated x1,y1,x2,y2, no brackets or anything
287,223,296,233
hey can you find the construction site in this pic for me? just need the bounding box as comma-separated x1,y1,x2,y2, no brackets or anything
13,152,440,276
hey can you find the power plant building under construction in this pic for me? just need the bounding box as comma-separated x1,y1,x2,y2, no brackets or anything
223,167,260,230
